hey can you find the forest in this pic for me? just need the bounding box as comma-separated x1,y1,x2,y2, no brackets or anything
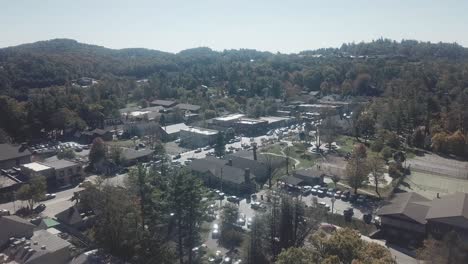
0,38,467,158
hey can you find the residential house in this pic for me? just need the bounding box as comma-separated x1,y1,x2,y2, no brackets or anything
0,144,32,169
55,206,90,229
189,157,256,195
293,168,325,186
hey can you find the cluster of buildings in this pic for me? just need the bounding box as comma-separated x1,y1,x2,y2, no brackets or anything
0,144,84,198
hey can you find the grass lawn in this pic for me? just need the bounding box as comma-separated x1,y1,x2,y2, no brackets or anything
107,140,136,148
336,135,356,155
327,213,377,236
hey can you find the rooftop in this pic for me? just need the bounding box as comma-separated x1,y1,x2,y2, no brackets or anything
214,114,245,122
190,157,253,185
377,192,431,224
41,159,78,170
426,192,468,228
162,123,189,135
175,103,201,112
22,162,51,172
236,118,266,125
121,148,153,161
299,104,338,108
0,144,31,162
151,99,177,107
182,126,218,135
259,116,291,124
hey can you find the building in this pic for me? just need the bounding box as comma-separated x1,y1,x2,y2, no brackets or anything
160,123,189,141
180,126,218,148
150,99,177,108
124,121,161,138
21,159,83,188
120,148,153,166
292,168,325,186
259,116,293,129
121,106,163,122
225,148,284,183
2,229,71,264
189,157,256,194
212,114,245,127
75,128,113,144
377,192,468,243
234,118,269,136
0,144,32,169
175,103,201,113
0,215,35,248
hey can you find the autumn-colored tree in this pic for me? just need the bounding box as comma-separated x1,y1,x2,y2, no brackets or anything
446,130,465,157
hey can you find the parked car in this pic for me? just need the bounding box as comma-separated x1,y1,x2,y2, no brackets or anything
0,209,10,216
302,186,312,196
317,188,326,197
317,202,330,211
311,188,318,195
237,214,246,226
227,196,240,203
203,146,212,151
356,194,366,204
195,148,202,153
334,190,342,199
41,193,56,201
341,190,351,200
34,204,46,213
326,188,335,197
212,223,219,239
349,193,358,202
173,154,181,159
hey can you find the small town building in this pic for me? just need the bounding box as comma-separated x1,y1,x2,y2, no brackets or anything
120,148,154,166
0,215,35,248
150,99,177,108
377,192,468,243
2,229,72,264
189,157,256,194
180,126,218,148
0,144,32,169
21,159,83,188
160,123,189,141
234,118,269,136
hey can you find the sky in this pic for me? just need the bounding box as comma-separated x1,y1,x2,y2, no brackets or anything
1,0,467,53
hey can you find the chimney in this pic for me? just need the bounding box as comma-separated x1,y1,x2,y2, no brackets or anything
244,168,251,183
228,159,233,166
437,193,440,199
252,143,257,161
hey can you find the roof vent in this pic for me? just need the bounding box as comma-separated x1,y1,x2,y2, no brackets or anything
33,241,38,245
41,245,46,250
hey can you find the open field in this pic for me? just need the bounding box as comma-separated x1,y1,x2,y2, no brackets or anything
401,171,468,199
406,153,468,180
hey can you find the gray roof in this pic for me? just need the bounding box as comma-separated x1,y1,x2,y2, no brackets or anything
0,215,35,246
426,192,468,228
151,99,177,107
190,157,253,184
55,206,83,226
162,123,189,135
0,144,32,161
41,159,78,170
121,148,153,161
377,192,431,224
294,168,324,179
281,176,304,186
175,103,201,112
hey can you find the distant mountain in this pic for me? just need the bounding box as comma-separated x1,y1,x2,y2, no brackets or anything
0,38,467,92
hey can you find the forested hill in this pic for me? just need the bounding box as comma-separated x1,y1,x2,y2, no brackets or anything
1,38,467,92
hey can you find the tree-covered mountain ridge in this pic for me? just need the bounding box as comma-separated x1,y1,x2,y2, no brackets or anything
0,38,467,91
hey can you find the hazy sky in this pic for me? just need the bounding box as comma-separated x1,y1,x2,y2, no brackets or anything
1,0,467,53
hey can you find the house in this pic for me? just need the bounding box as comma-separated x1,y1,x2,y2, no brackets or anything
0,215,35,247
259,116,293,129
121,106,163,122
160,123,189,141
0,144,32,169
377,192,430,242
189,157,256,195
55,206,88,229
175,103,201,113
293,168,325,186
120,148,153,166
212,114,245,127
377,192,468,242
2,230,71,264
180,126,218,148
425,192,468,240
21,159,83,188
150,99,177,108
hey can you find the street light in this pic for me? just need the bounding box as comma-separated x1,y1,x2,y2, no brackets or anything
331,197,336,214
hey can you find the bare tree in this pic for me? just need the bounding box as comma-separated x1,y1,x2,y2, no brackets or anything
346,144,369,194
368,156,386,198
320,116,338,150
